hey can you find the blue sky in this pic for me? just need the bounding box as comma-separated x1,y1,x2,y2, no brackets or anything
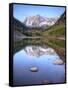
13,4,65,22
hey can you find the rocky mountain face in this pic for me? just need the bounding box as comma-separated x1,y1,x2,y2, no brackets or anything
23,15,58,28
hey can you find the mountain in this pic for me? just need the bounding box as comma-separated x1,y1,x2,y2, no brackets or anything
23,15,58,28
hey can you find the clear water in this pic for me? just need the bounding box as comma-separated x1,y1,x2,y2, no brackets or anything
13,45,65,86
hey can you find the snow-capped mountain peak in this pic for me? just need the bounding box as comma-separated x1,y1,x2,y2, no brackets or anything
23,15,58,28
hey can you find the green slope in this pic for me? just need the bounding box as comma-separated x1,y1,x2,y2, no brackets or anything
42,12,66,37
42,24,65,37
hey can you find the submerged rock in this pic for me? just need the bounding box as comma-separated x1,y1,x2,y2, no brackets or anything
53,59,64,65
41,80,51,84
30,67,38,72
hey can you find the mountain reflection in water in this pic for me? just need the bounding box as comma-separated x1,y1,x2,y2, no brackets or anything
13,44,65,86
24,45,58,57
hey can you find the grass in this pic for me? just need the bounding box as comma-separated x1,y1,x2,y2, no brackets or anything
42,24,65,37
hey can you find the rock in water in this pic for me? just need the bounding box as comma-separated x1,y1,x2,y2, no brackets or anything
53,59,64,65
30,67,38,72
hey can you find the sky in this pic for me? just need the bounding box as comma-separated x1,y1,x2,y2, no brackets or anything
13,4,65,22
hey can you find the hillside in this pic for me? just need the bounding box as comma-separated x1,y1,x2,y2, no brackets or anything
13,18,28,41
42,11,66,37
56,11,66,24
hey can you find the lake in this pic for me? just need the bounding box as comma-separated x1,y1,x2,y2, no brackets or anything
13,38,65,86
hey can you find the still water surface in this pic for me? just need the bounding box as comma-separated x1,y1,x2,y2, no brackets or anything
13,44,65,86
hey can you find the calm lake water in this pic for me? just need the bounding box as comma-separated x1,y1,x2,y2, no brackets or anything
13,39,65,86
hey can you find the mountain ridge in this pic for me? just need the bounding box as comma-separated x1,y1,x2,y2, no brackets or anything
23,15,58,28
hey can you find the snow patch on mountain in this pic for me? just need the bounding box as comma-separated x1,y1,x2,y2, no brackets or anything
23,15,58,28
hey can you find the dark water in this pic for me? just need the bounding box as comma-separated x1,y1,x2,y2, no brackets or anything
13,39,65,86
